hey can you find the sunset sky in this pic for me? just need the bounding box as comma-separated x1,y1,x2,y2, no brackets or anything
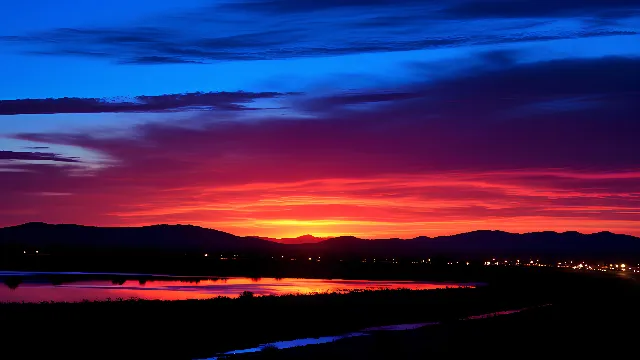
1,0,639,238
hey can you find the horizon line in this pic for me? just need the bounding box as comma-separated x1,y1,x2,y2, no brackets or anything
3,222,632,240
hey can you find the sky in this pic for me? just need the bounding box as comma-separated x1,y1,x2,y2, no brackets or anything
1,0,639,238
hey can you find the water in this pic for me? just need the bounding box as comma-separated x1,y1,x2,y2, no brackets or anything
219,333,369,356
361,322,439,331
199,306,545,359
0,271,472,302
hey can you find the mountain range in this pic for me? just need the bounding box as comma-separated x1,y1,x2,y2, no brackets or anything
2,222,640,261
257,235,329,244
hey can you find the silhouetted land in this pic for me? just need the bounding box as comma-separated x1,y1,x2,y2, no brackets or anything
226,295,639,359
2,223,640,267
3,223,640,281
2,223,639,358
1,268,637,359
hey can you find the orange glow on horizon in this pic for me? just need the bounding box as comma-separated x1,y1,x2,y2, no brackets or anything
5,171,640,239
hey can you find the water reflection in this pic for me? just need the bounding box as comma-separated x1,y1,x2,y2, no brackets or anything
222,333,369,357
362,322,439,331
200,305,548,359
0,271,472,303
3,277,22,290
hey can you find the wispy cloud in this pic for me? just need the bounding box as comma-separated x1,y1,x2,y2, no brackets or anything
0,150,80,163
440,0,639,19
0,91,296,115
1,0,636,64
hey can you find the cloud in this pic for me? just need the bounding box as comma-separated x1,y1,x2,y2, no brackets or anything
11,55,640,175
119,56,205,65
441,0,640,19
302,55,639,120
1,0,637,64
219,0,432,14
0,91,296,115
0,150,80,163
222,0,638,18
2,55,639,236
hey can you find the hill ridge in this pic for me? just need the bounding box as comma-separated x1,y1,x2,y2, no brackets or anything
2,223,639,261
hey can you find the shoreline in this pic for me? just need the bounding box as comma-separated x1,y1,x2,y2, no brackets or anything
207,304,551,359
1,286,548,359
0,269,636,359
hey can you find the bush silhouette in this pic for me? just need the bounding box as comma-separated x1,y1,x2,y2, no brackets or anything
239,290,255,299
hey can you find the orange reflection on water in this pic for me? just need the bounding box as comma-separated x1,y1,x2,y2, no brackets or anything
0,277,470,303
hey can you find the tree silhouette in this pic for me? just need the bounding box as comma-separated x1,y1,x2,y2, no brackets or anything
3,277,22,290
239,290,255,299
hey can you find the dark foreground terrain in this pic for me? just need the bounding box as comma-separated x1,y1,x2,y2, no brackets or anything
226,272,640,360
1,268,638,359
227,301,639,359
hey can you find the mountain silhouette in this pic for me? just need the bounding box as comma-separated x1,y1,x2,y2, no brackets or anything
258,234,329,244
1,223,639,261
0,222,281,255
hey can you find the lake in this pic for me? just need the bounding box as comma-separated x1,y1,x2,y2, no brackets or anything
0,271,473,302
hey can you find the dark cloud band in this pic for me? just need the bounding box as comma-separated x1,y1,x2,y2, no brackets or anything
1,0,636,64
0,91,297,115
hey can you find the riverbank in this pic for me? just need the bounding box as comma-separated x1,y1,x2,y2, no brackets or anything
223,300,639,359
222,271,640,359
2,287,538,359
1,269,633,359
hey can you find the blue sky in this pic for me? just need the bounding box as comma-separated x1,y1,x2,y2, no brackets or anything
2,0,638,100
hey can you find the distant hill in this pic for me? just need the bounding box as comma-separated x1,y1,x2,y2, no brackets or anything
258,234,329,244
0,222,281,255
290,230,640,261
1,223,640,261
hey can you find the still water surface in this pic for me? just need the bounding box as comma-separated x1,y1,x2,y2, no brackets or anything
0,271,471,302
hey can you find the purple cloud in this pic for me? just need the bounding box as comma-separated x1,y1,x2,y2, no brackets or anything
13,55,640,175
0,150,80,163
441,0,639,19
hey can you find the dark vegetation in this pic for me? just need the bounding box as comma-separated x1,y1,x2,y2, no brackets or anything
1,268,636,359
226,301,640,359
222,272,640,359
